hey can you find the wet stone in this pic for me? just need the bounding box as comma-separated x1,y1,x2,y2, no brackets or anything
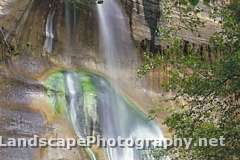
0,147,40,160
0,106,46,136
0,79,44,106
0,105,46,160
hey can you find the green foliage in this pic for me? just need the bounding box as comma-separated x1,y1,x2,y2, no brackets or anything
210,1,240,54
137,53,162,77
165,94,240,159
161,0,205,32
138,1,240,159
188,0,199,6
203,0,211,5
151,148,168,159
162,49,240,160
180,51,240,97
228,0,240,21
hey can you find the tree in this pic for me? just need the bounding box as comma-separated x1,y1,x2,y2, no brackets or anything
138,0,240,159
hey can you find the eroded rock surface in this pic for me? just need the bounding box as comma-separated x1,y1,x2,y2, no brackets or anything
0,104,46,160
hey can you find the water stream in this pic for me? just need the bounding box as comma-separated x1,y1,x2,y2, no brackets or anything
97,0,138,78
1,0,168,159
43,10,55,54
45,71,166,160
44,1,166,160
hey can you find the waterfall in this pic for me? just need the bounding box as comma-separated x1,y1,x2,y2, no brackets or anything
64,72,99,160
64,0,79,50
97,0,138,78
43,0,167,159
46,71,166,160
91,73,165,160
43,10,55,54
64,72,99,138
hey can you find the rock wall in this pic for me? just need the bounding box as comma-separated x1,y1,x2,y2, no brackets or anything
0,0,99,58
121,0,220,51
120,0,222,94
122,0,160,49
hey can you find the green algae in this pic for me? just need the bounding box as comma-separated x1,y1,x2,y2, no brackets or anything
44,70,148,122
44,71,67,114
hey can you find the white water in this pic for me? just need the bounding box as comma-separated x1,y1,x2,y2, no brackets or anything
43,10,55,54
94,77,165,160
58,0,167,159
65,72,97,160
62,72,166,160
97,0,137,78
96,0,166,159
64,0,76,47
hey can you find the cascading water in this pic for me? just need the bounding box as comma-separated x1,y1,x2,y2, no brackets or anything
43,1,167,160
64,0,78,48
64,72,99,138
64,72,99,160
97,0,138,78
91,73,165,160
45,71,166,160
96,1,167,158
43,10,55,54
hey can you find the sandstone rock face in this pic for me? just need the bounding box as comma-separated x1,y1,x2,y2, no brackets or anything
0,73,88,159
0,0,16,16
0,105,45,160
0,0,31,39
122,0,160,47
121,0,219,47
0,1,159,160
0,106,45,137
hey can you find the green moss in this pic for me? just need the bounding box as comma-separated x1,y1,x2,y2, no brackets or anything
188,0,199,6
79,73,97,114
79,73,97,93
44,72,67,114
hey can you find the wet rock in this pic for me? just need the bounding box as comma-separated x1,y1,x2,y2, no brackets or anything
0,106,46,136
7,54,52,80
121,0,220,45
0,105,46,160
0,147,40,160
0,78,44,106
0,0,31,37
